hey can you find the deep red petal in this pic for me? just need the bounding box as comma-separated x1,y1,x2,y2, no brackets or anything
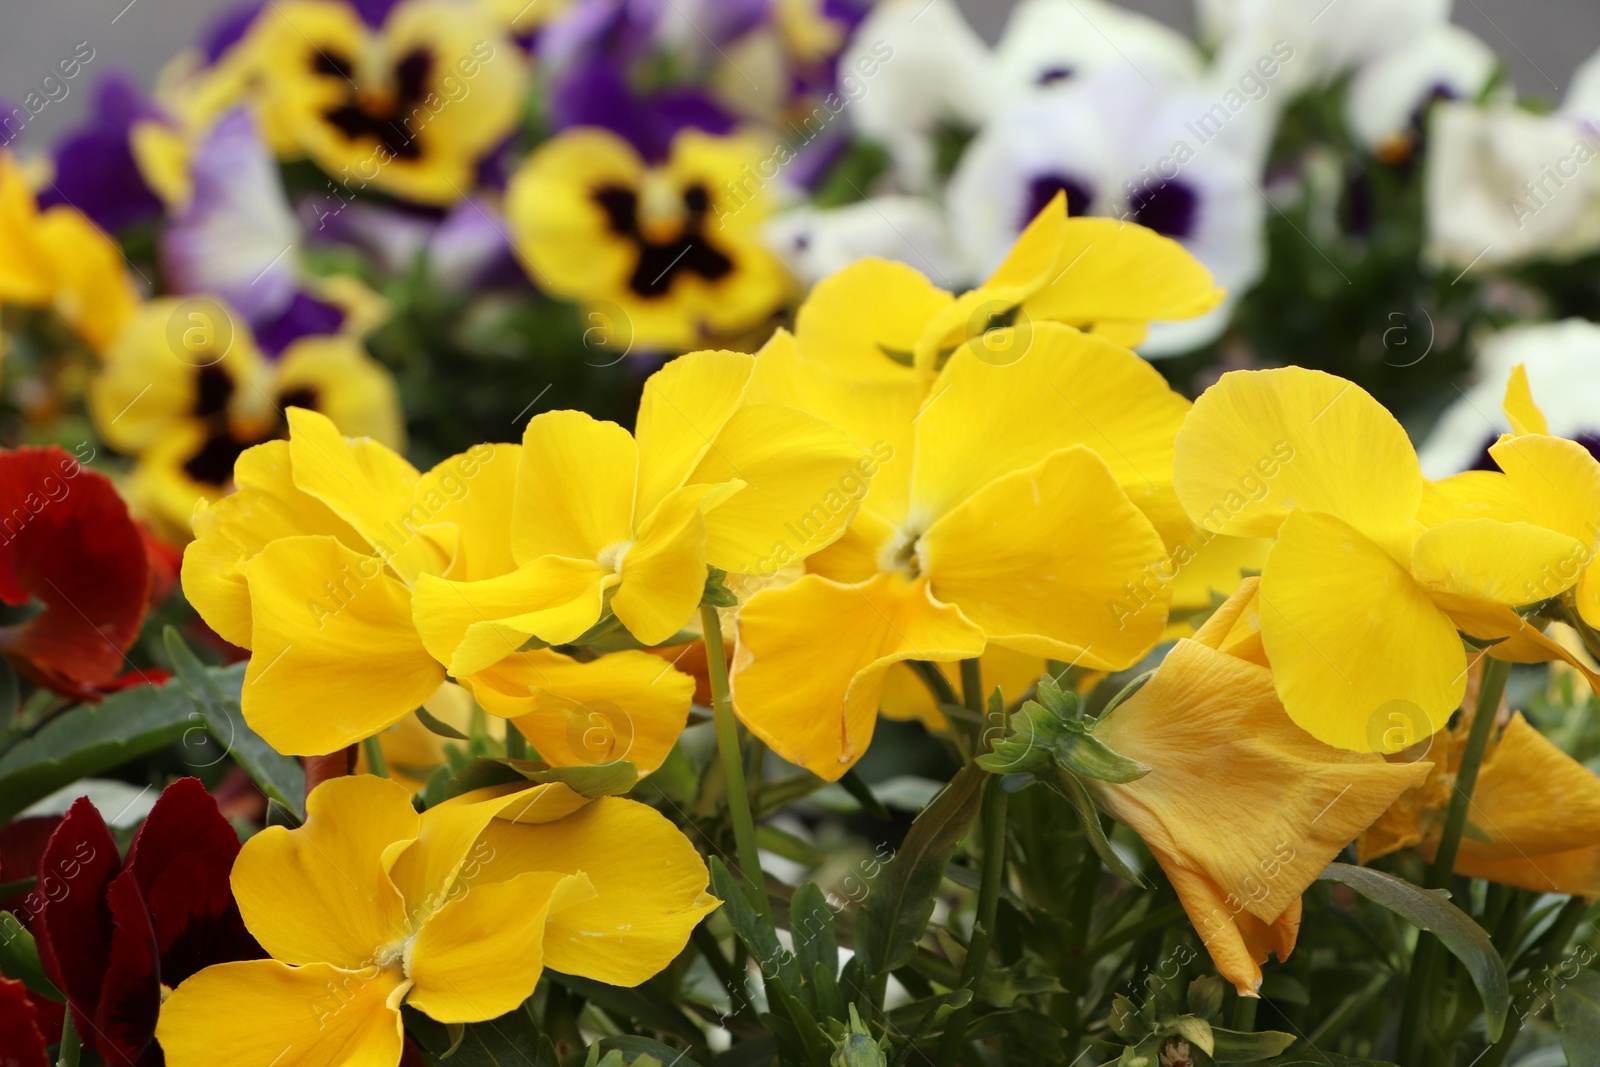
92,871,161,1067
32,797,119,1033
0,447,149,687
0,975,51,1067
136,522,182,608
124,778,260,984
0,816,62,921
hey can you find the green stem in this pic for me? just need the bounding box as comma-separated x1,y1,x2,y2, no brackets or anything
1397,656,1510,1066
57,1012,80,1067
362,735,390,778
960,658,983,715
1230,994,1258,1031
504,720,527,760
909,659,961,708
700,603,773,922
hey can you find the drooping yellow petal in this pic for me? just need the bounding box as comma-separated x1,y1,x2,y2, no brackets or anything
1490,433,1600,547
633,349,753,519
231,775,417,968
611,483,725,645
242,535,443,755
1463,714,1600,861
155,960,408,1067
688,404,865,572
1410,519,1586,605
465,797,719,986
908,325,1190,524
418,443,520,582
463,648,695,773
920,447,1171,669
412,557,617,676
512,410,637,564
1502,363,1549,436
1090,637,1430,993
407,870,593,1023
183,440,367,648
792,258,952,383
731,572,985,779
1258,511,1465,753
1174,368,1421,540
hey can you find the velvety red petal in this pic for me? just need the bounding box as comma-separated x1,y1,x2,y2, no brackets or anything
32,796,119,1035
0,447,149,688
0,815,62,920
93,870,161,1066
124,778,260,985
0,975,50,1067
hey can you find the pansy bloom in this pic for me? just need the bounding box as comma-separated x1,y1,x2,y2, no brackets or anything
32,779,261,1066
0,447,151,697
1173,366,1597,752
1089,579,1431,995
156,776,718,1066
90,295,401,540
506,128,794,351
247,0,528,204
180,405,705,760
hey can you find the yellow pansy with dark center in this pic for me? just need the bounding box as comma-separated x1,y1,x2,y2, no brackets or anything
593,181,735,299
310,46,435,163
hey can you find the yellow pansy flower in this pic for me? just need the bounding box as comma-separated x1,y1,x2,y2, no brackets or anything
410,348,863,670
505,128,794,351
789,191,1223,388
91,296,402,540
0,151,138,354
156,775,718,1066
729,325,1179,779
249,0,527,204
1172,366,1590,753
1090,579,1432,995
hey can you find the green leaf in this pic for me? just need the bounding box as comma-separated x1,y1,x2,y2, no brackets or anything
0,669,240,824
164,628,305,816
790,882,840,1017
1555,968,1600,1066
0,911,60,1001
442,1009,550,1067
1187,975,1225,1020
1053,728,1150,784
1043,766,1146,887
1210,1026,1297,1062
756,824,825,868
708,857,805,996
414,705,470,741
1319,863,1510,1041
444,757,638,800
858,764,985,975
0,656,19,722
549,973,704,1045
1170,1016,1215,1056
594,1037,703,1067
701,567,739,608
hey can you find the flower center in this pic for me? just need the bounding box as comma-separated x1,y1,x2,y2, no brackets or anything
879,528,924,579
597,540,633,574
374,933,418,979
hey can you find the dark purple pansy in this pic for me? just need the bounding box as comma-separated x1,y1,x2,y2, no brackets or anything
32,779,261,1067
1128,180,1200,240
550,58,735,163
37,71,166,233
254,292,348,358
1023,173,1094,228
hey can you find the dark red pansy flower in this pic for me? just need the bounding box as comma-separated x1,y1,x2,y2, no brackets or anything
0,975,51,1067
32,779,262,1067
0,447,150,697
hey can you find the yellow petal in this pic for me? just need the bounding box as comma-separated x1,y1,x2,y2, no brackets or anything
633,349,754,518
1018,216,1224,327
1463,713,1600,860
232,775,418,968
34,207,138,352
1419,471,1533,526
730,573,985,779
465,797,719,986
463,648,695,774
1174,368,1421,539
274,335,405,451
793,258,952,382
412,556,616,676
1258,511,1465,752
879,646,1046,730
1502,363,1549,436
418,443,520,582
1410,518,1586,605
512,410,637,564
611,483,722,645
155,960,408,1067
908,324,1190,524
0,153,52,303
408,870,593,1023
1490,433,1600,547
183,440,366,649
920,447,1172,669
688,404,866,572
242,535,444,755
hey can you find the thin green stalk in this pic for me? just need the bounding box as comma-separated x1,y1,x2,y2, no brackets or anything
57,1012,80,1067
960,659,983,715
909,660,961,708
700,603,773,922
504,720,527,760
1230,995,1258,1031
1397,656,1510,1065
362,735,389,778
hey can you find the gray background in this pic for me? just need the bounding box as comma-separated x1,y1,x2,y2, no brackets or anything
2,0,1597,148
